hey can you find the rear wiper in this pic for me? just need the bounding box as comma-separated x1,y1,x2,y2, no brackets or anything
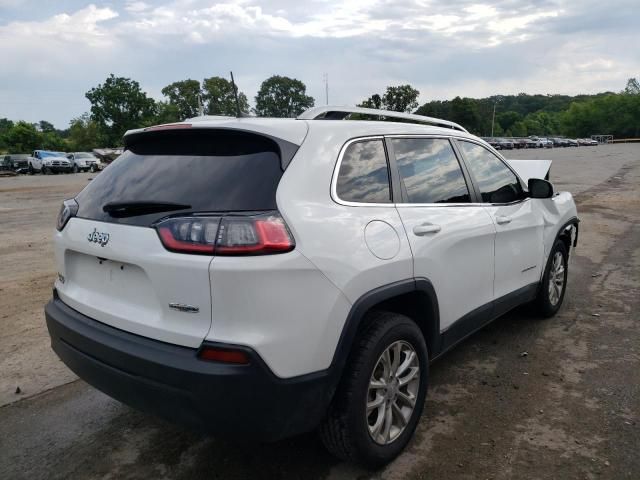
103,201,191,218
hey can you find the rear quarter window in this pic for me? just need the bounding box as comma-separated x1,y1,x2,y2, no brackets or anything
335,139,391,204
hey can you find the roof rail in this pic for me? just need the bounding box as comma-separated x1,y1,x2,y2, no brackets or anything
298,106,468,133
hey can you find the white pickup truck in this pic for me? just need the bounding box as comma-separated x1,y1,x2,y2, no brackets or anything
28,150,72,174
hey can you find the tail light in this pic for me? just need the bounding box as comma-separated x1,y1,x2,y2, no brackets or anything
155,212,295,255
56,199,79,231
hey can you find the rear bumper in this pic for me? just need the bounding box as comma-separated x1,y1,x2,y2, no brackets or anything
45,294,332,441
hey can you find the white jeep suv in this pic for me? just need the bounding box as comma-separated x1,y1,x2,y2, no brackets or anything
46,106,578,467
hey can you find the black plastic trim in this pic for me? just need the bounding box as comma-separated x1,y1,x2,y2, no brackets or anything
435,282,539,360
327,278,440,374
556,217,580,248
45,296,331,441
332,278,541,369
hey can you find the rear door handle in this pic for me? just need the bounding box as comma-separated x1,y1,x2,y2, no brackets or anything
413,223,441,236
496,215,512,225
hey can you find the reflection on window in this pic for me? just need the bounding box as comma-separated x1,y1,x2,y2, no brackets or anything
458,141,524,203
392,138,470,204
336,140,391,203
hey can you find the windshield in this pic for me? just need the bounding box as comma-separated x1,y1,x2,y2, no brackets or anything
40,151,66,158
75,153,95,159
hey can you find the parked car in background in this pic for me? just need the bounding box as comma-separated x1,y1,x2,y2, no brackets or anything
496,138,514,150
0,156,11,172
528,137,544,148
67,152,102,173
28,150,72,174
551,137,569,147
540,138,554,148
578,138,598,146
483,137,501,149
3,154,30,172
567,139,579,147
511,138,529,149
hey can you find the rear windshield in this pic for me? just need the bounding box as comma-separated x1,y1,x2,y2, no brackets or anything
75,129,285,226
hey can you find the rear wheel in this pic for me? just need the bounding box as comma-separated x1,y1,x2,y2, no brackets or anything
319,311,428,468
535,240,568,317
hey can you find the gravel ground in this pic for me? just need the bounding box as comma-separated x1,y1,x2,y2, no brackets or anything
0,144,638,479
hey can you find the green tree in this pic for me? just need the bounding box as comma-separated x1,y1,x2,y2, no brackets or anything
510,121,528,137
449,97,481,133
496,111,522,132
382,85,420,113
359,93,383,109
0,118,14,151
68,113,103,151
86,74,157,146
624,78,640,95
359,85,420,113
40,131,67,150
4,121,41,152
38,120,56,133
155,101,182,124
202,76,249,116
161,79,202,120
254,75,314,117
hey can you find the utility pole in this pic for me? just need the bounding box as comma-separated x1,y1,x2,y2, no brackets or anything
491,101,496,137
323,73,329,105
197,93,204,117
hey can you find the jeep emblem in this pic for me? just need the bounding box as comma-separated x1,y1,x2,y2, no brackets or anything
87,228,110,247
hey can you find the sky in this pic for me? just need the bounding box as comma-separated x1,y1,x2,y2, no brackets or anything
1,0,638,129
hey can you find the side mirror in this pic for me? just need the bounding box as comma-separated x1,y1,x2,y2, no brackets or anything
528,178,554,199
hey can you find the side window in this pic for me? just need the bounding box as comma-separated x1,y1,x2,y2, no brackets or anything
336,139,391,203
458,141,524,203
392,138,471,204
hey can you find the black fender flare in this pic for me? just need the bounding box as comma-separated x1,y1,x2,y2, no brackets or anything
325,278,440,393
556,216,580,249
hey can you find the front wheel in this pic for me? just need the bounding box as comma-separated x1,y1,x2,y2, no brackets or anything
319,311,428,468
535,240,568,317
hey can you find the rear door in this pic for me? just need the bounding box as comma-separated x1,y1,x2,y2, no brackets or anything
455,140,544,300
390,136,496,332
54,128,294,348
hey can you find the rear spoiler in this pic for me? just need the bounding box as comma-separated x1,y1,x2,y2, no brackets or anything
505,159,552,183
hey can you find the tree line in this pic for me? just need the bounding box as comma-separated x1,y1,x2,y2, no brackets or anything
416,77,640,139
1,76,638,153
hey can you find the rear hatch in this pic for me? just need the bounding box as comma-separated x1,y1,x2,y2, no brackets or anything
54,127,299,347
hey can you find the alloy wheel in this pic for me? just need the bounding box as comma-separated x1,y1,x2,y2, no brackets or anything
548,251,565,306
367,340,420,445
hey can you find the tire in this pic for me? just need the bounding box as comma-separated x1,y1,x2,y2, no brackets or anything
319,311,428,468
28,164,34,175
73,164,79,173
90,164,97,173
535,240,569,317
43,166,51,175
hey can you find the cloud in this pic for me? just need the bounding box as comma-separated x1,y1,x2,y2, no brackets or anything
0,0,638,128
0,4,118,75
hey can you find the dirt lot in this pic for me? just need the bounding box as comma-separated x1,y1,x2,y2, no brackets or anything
0,145,638,479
